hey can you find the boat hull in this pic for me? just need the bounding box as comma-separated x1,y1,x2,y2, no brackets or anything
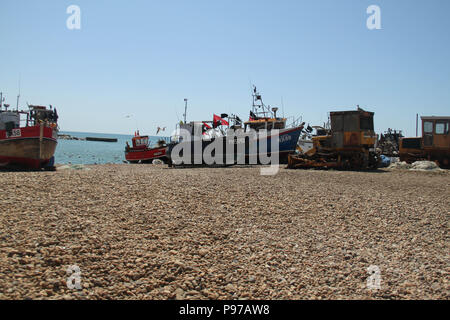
168,126,303,165
0,126,58,169
125,146,168,163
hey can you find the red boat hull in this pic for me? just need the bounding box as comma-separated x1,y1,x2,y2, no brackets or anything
0,125,58,169
125,146,168,163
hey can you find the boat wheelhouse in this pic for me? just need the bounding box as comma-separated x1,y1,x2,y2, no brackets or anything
244,86,287,131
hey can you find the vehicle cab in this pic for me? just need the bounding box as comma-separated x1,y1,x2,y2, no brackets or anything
421,116,450,150
399,116,450,167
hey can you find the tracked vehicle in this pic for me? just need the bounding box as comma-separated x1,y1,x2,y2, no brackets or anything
288,108,379,170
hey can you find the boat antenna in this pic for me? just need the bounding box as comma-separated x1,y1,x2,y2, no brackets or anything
251,85,273,118
281,96,285,118
16,75,21,111
174,106,180,122
183,98,188,124
0,92,3,109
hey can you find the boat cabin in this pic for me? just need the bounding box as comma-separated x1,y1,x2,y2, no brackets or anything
28,105,58,126
0,104,57,132
244,117,286,131
131,135,149,150
0,111,20,131
244,86,287,131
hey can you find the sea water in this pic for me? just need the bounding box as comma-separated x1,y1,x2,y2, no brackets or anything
54,131,167,164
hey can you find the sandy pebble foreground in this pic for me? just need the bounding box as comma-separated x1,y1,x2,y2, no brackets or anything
0,164,448,300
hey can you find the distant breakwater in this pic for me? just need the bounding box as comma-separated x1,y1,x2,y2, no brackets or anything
58,134,85,141
58,134,117,142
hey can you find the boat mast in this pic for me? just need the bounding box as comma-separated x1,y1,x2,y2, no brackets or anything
16,76,21,111
183,98,188,124
0,92,3,110
252,85,273,119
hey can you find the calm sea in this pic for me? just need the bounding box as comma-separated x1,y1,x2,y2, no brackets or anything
55,131,168,164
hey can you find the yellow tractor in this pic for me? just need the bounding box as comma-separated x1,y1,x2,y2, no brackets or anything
288,108,379,169
399,116,450,168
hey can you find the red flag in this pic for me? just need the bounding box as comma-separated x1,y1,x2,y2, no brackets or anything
203,122,212,129
213,114,229,127
213,114,221,127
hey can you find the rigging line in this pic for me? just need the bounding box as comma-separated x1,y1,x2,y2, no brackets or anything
174,105,180,122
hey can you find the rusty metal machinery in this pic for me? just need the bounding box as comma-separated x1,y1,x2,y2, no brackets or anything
399,116,450,168
377,128,403,157
288,108,379,170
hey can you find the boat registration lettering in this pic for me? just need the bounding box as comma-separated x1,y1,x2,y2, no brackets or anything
279,135,291,143
7,129,21,138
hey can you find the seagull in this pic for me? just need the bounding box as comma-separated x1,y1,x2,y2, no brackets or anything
156,127,166,135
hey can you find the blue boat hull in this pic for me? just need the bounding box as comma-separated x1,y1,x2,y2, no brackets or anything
168,126,303,165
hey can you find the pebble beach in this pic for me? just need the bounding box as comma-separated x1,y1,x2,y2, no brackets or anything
0,164,448,300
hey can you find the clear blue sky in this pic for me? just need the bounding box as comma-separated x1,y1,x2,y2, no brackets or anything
1,0,449,136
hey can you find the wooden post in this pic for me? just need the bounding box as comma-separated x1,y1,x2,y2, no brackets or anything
39,122,44,160
416,114,418,137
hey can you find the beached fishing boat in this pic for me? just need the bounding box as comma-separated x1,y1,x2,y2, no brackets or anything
168,86,304,166
125,132,169,163
0,94,58,169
